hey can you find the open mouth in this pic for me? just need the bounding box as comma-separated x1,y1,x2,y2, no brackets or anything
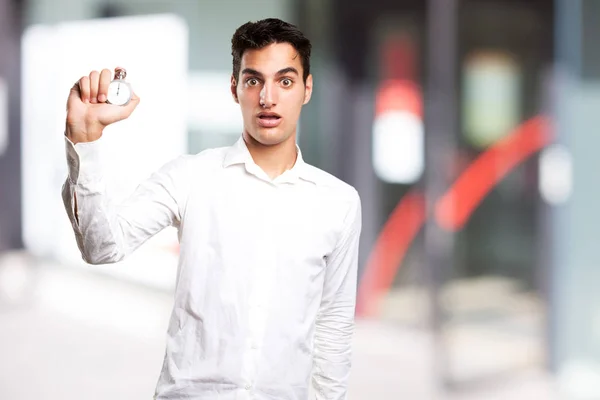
258,112,281,120
257,112,282,128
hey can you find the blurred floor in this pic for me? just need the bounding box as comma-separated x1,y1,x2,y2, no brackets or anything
0,251,559,400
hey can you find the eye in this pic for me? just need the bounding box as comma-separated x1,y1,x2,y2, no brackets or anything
246,78,260,86
281,78,293,87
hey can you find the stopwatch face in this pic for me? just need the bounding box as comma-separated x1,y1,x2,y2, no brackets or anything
106,80,132,106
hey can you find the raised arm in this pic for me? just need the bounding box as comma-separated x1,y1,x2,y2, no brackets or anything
62,68,187,264
312,190,362,400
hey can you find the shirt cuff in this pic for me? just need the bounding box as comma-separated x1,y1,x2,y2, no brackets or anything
65,135,105,184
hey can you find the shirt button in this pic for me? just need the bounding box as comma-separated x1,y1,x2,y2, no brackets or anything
245,383,252,390
251,343,259,349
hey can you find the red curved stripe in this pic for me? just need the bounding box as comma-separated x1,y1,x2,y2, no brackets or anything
356,191,425,317
356,115,553,317
436,116,553,231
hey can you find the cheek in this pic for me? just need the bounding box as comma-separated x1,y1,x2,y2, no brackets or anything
282,90,305,108
289,94,306,115
237,93,256,111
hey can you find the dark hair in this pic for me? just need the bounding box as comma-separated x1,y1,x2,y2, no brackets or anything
231,18,312,83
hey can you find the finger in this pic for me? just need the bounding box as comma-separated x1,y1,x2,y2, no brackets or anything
98,69,111,103
79,76,90,103
66,82,82,110
89,70,100,103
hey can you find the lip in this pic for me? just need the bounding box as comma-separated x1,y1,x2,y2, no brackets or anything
256,112,282,128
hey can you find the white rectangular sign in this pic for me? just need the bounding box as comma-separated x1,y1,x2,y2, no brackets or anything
21,14,189,290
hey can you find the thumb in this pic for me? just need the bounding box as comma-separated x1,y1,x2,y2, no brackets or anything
116,91,141,119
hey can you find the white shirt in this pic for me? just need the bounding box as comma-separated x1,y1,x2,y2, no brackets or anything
61,135,362,400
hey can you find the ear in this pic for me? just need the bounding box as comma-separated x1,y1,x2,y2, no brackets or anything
303,74,313,105
230,75,239,104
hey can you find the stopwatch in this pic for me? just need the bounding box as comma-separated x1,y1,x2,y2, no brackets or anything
106,67,132,106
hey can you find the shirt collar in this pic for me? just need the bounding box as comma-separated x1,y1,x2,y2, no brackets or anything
223,136,318,185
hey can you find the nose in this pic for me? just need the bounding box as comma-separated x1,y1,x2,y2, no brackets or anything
259,82,277,108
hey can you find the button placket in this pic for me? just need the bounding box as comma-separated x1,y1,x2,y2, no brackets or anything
244,183,277,392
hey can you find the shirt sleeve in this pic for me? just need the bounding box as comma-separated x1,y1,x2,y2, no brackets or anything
61,135,189,265
312,189,362,400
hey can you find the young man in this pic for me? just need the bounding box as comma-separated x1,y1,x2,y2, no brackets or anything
62,18,362,400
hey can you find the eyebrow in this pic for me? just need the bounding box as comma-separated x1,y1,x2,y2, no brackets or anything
241,67,300,78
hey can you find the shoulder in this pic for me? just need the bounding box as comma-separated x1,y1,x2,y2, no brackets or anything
303,164,359,201
302,165,362,246
188,146,229,165
302,163,361,219
163,145,229,172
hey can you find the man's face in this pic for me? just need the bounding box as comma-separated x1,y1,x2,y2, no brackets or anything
231,42,313,146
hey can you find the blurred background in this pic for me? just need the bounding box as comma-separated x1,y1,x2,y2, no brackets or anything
0,0,599,399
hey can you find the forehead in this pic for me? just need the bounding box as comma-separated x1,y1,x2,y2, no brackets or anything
240,42,303,74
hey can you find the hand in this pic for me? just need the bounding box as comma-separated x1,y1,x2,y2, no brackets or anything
65,68,140,144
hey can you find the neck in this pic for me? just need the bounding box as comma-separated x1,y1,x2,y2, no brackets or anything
242,131,298,179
